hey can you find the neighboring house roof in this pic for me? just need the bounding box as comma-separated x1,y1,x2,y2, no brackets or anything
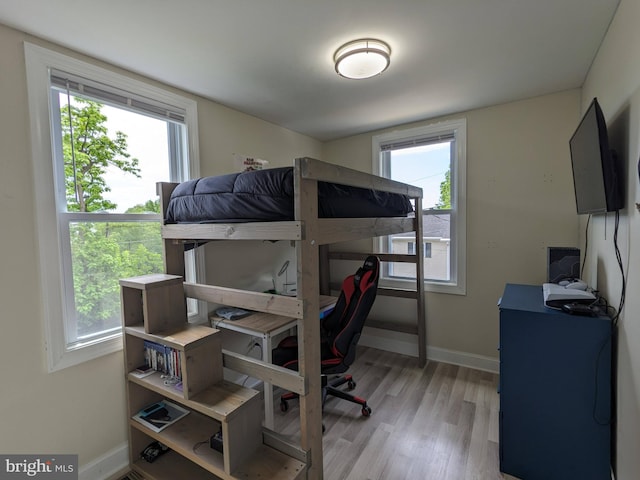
395,213,451,240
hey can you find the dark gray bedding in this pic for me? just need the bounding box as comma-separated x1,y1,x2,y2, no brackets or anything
165,167,413,223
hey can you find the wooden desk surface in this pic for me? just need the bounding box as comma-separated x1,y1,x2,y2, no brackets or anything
210,295,336,334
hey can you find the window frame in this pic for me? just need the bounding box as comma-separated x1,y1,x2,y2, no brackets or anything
24,43,201,371
372,119,467,295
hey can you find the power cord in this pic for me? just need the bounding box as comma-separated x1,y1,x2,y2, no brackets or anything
192,439,209,454
240,341,262,386
611,210,626,327
580,214,591,279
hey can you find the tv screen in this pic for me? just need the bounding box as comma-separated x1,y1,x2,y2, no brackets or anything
569,97,623,214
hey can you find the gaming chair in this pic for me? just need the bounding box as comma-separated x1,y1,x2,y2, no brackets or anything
273,255,380,418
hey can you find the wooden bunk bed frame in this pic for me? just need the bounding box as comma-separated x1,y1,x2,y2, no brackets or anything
157,157,425,480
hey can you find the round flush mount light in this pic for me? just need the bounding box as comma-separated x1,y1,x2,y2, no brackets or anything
334,38,391,79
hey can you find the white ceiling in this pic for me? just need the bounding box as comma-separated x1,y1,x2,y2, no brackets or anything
0,0,619,141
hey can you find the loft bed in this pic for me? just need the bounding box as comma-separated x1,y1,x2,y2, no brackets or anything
157,157,425,480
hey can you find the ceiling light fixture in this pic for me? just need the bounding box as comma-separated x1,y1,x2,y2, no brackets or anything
334,38,391,80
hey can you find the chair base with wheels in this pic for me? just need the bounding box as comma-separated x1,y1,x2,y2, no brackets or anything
279,373,372,418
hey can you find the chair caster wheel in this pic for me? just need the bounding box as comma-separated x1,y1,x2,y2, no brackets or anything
362,406,372,417
347,379,356,390
280,400,289,412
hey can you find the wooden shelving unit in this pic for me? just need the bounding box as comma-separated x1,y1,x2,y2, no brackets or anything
121,274,306,480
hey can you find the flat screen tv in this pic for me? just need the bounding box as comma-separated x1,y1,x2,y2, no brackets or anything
569,97,623,214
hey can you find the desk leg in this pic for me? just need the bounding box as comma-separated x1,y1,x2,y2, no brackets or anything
262,333,274,429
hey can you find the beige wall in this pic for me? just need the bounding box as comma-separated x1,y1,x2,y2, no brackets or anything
0,22,320,476
323,90,581,359
581,0,640,478
195,63,323,306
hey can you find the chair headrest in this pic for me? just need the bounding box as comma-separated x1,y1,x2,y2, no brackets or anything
353,255,379,291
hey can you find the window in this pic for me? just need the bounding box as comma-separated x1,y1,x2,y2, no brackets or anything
25,43,201,371
373,119,466,294
425,242,432,259
407,242,432,258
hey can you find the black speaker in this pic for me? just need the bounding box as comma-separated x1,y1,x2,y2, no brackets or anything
547,247,581,283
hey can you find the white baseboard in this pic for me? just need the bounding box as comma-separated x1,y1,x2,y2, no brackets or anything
359,326,420,357
360,326,499,374
79,442,129,480
428,345,499,373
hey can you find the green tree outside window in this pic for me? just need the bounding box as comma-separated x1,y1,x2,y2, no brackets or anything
61,98,163,337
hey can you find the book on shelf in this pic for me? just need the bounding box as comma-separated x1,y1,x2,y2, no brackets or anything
142,340,182,380
132,400,189,433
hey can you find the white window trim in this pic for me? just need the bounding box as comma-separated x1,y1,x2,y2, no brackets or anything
24,42,201,371
372,118,467,295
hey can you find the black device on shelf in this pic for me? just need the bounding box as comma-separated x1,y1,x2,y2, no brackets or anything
141,441,169,463
209,430,224,453
561,302,600,316
569,97,624,214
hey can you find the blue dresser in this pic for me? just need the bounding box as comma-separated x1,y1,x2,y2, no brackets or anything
499,283,612,480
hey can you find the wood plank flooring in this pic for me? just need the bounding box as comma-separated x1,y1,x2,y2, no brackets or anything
273,346,518,480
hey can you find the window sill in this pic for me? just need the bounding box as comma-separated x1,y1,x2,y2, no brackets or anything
380,277,466,296
47,334,123,372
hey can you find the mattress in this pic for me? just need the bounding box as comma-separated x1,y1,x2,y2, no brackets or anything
165,167,413,223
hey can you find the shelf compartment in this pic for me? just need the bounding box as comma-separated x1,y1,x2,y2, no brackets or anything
125,324,223,399
129,373,260,424
130,406,304,480
120,273,186,333
125,324,219,350
131,450,219,480
128,379,263,474
130,409,225,475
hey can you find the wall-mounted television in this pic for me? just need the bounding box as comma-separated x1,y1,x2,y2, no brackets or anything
569,97,623,214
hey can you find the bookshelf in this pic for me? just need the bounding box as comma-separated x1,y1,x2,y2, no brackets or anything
120,274,305,479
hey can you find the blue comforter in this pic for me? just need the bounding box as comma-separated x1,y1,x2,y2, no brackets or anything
165,167,413,223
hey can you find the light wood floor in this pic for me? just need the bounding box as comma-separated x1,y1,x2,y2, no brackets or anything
273,346,518,480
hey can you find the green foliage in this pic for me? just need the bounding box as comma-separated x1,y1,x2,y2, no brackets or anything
60,98,163,336
126,199,161,214
70,222,163,336
436,169,451,209
61,98,141,212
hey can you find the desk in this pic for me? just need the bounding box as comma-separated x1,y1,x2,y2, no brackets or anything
210,295,336,429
